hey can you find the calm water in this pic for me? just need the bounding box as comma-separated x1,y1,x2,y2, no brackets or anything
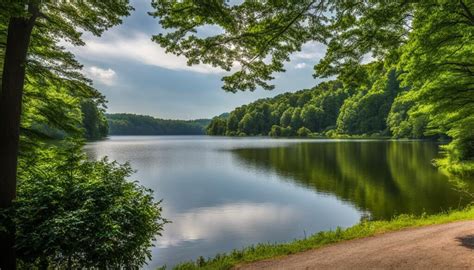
84,136,472,268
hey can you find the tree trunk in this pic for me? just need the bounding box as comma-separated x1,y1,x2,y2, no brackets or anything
0,7,37,270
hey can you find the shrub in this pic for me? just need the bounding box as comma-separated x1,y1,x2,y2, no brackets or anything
3,152,167,269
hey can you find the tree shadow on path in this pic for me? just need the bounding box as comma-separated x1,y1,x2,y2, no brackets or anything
456,234,474,250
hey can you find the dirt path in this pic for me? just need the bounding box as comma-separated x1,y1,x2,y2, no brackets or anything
235,220,474,270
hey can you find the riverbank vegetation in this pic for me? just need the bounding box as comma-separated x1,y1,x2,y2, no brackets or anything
155,0,474,176
107,113,210,135
172,207,474,270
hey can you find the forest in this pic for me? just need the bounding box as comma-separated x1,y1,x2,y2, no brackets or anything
107,113,210,135
206,63,434,140
207,64,413,138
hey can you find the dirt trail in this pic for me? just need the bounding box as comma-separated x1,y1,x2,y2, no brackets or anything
235,220,474,270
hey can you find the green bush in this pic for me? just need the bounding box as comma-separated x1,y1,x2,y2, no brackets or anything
3,151,167,269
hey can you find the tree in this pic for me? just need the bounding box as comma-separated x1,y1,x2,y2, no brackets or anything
206,117,227,135
301,105,323,132
396,1,474,174
290,108,302,130
269,125,293,137
205,80,376,137
280,108,293,128
315,66,402,135
81,100,109,140
238,113,256,135
0,1,132,267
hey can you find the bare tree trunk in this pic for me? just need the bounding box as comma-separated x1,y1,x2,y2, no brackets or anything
0,6,37,270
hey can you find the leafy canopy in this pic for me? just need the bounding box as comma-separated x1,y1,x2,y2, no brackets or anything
151,0,329,92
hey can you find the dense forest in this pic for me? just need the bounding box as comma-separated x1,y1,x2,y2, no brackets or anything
206,64,428,139
107,113,210,135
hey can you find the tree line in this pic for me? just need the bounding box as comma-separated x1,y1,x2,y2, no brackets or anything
107,113,210,135
207,64,431,140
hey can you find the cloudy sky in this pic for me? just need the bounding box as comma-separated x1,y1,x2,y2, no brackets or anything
68,0,327,120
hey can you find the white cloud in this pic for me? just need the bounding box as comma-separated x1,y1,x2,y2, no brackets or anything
84,66,116,86
68,32,225,74
294,62,307,69
293,41,326,60
64,32,328,77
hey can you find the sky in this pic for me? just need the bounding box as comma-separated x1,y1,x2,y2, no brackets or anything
67,0,328,120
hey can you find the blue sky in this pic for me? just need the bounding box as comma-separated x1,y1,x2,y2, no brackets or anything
67,0,328,120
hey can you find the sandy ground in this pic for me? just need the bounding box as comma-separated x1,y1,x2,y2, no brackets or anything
235,220,474,270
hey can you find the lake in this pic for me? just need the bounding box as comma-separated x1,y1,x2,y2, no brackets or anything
84,136,472,268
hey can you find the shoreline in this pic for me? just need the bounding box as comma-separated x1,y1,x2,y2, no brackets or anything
172,207,474,270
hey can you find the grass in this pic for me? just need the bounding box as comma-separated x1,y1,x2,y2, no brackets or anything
169,207,474,270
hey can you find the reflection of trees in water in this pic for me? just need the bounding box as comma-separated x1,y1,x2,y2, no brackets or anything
231,141,472,220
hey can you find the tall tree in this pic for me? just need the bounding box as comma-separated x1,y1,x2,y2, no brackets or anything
0,1,132,268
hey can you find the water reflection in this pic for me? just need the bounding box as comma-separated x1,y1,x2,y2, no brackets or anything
158,203,300,248
231,140,473,219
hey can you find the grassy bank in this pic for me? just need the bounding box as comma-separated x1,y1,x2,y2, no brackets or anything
170,207,474,270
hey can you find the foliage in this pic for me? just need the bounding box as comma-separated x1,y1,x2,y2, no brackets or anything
81,100,109,140
206,116,227,136
268,125,293,137
395,1,474,173
0,0,130,143
336,68,399,135
1,145,167,269
172,207,474,270
318,0,474,174
107,113,211,135
386,94,428,139
207,66,406,138
151,0,328,92
296,127,311,137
